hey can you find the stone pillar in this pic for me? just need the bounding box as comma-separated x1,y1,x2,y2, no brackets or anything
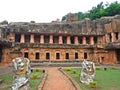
20,34,25,43
82,36,86,45
90,36,94,45
111,32,116,42
59,35,63,44
40,35,44,44
74,36,78,45
30,34,34,43
118,33,120,40
49,35,53,44
102,36,105,44
67,36,71,44
105,34,110,43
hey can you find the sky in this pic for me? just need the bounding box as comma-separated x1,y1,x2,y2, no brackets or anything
0,0,117,23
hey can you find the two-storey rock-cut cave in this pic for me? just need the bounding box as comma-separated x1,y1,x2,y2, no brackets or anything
1,15,120,65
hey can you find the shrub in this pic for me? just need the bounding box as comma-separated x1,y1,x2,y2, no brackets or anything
30,73,40,79
72,70,77,74
110,66,116,70
65,67,72,71
96,66,101,70
35,68,40,72
89,81,97,88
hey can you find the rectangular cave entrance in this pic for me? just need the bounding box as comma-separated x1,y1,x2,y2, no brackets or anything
46,53,50,60
24,52,28,58
116,49,120,63
36,52,39,59
56,53,60,60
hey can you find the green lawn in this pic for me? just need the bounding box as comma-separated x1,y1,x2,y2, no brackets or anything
64,67,120,90
0,68,43,90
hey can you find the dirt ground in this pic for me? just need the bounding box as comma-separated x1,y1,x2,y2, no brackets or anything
41,68,77,90
0,66,13,75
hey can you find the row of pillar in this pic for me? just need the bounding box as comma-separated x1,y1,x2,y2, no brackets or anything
106,32,120,43
20,34,95,45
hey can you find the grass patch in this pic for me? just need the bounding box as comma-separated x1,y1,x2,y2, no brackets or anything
64,67,120,90
0,68,43,90
0,73,13,90
30,69,42,90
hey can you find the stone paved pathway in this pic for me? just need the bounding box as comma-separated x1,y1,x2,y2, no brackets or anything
41,68,77,90
0,66,13,75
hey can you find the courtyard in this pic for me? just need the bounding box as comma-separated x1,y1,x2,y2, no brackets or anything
0,65,120,90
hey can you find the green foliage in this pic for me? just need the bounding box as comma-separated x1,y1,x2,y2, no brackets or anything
96,66,101,70
110,66,116,70
105,1,120,16
64,68,120,90
0,70,42,90
30,70,42,90
0,73,13,90
62,1,120,21
35,68,41,72
30,79,41,90
30,73,40,79
89,81,97,88
72,70,77,74
65,67,72,71
62,16,66,21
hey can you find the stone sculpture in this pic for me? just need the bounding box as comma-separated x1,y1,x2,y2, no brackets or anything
80,60,95,85
11,57,31,90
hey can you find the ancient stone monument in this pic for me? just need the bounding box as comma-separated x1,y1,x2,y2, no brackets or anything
80,60,95,85
11,57,31,90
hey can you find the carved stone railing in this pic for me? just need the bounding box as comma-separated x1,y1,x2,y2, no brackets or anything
105,42,120,49
12,42,96,49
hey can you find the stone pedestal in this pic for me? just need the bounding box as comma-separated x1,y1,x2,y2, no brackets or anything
80,60,95,85
19,83,30,90
11,57,31,90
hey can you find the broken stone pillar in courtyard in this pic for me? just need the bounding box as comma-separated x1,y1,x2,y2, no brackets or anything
80,60,96,85
11,57,31,90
